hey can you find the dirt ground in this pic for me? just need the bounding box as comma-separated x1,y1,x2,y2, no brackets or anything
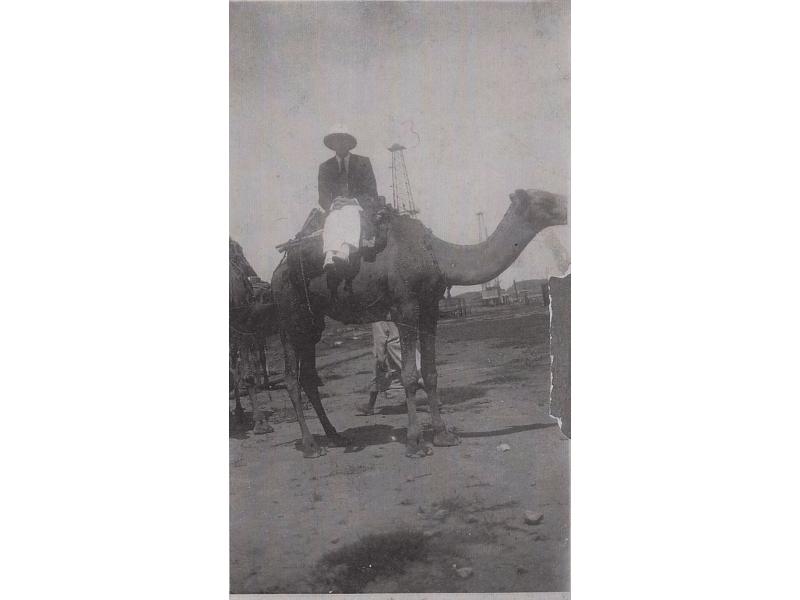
229,303,570,594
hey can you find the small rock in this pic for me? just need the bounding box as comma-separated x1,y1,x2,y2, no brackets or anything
433,509,448,520
330,537,339,544
333,341,343,347
406,475,415,482
418,506,427,514
423,530,437,538
524,511,544,525
455,567,473,578
465,514,479,523
497,443,511,452
327,564,348,579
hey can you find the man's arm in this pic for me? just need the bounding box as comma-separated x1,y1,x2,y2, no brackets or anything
317,164,332,211
362,157,378,198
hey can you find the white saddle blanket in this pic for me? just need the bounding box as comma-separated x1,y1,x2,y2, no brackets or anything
323,203,362,265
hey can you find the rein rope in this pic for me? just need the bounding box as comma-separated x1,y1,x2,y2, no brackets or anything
297,249,314,316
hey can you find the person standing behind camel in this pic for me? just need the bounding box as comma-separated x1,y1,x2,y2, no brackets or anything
357,319,422,416
317,125,378,270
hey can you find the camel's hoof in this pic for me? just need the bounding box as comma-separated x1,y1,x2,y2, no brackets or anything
302,443,327,459
253,421,274,435
356,403,374,416
405,444,433,459
433,430,460,447
326,433,350,448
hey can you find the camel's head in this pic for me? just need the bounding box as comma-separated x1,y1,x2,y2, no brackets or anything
230,238,257,278
509,189,568,230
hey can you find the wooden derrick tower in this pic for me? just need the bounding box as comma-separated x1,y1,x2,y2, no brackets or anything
388,143,419,218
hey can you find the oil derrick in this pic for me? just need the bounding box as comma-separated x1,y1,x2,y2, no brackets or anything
388,143,419,217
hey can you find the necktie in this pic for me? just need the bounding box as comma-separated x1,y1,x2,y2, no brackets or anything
338,157,349,196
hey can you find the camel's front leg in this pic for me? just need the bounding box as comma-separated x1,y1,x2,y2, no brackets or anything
298,344,349,447
419,308,460,447
249,382,273,434
281,330,325,458
398,320,430,458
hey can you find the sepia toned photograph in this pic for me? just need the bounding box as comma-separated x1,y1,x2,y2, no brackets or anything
229,1,570,595
7,2,799,600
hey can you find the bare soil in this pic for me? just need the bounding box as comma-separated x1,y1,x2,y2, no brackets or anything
229,303,569,594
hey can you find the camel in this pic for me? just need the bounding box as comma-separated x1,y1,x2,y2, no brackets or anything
271,189,568,458
230,238,276,433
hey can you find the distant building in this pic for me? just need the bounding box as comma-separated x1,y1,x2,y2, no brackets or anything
480,285,503,306
438,296,469,319
503,279,549,304
451,290,484,306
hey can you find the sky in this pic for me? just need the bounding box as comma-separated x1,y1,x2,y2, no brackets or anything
230,1,570,289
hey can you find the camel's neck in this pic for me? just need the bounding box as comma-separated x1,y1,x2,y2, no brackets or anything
428,207,540,287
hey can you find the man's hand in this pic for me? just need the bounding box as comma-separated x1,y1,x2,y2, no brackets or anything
331,196,359,210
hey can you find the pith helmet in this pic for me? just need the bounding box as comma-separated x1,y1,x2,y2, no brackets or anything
323,124,357,151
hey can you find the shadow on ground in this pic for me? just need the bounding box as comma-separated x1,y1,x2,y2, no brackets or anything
281,421,558,454
229,410,254,440
457,422,557,438
367,386,490,416
229,408,281,440
308,530,433,593
286,425,407,454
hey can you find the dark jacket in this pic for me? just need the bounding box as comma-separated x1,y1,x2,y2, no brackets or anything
317,153,378,211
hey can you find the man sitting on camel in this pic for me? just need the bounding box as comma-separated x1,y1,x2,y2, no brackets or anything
317,125,378,273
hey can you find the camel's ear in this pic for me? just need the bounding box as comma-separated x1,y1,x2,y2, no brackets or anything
514,189,531,203
510,189,529,215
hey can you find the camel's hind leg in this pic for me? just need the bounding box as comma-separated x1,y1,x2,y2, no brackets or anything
419,306,460,447
258,345,270,389
280,329,325,458
397,318,430,458
298,344,349,447
249,381,273,434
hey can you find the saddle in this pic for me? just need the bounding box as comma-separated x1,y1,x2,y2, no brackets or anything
276,197,392,289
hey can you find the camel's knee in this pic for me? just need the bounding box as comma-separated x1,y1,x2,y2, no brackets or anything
284,372,302,399
400,364,419,388
420,360,437,380
300,371,317,398
297,359,320,391
421,369,438,389
283,357,298,378
298,368,314,388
